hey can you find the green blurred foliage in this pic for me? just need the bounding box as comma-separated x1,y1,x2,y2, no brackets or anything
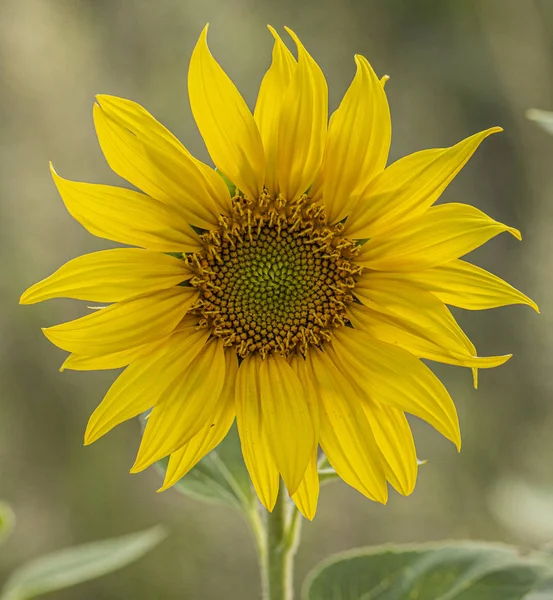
1,0,552,598
0,525,164,600
303,542,553,600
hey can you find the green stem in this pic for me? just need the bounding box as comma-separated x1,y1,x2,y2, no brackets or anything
261,485,302,600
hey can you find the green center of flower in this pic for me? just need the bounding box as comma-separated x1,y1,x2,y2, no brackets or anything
190,195,361,358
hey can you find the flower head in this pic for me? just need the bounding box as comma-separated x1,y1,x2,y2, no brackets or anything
21,25,537,519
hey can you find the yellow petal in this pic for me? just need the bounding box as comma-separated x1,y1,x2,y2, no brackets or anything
356,202,521,271
259,355,315,495
50,165,201,252
308,167,324,204
288,355,320,518
84,326,208,444
132,339,226,472
63,316,199,371
277,27,328,201
291,453,319,521
326,345,416,495
348,302,510,373
95,95,230,224
397,259,539,313
345,127,501,239
332,328,461,449
254,26,297,196
308,348,388,503
20,249,191,305
61,340,163,372
361,401,417,496
188,25,265,200
235,354,279,511
325,342,417,495
352,274,512,369
43,287,198,356
159,350,238,492
289,354,320,436
323,54,391,224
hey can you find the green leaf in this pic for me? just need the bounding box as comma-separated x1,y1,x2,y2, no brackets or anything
215,168,237,196
525,574,553,599
317,457,427,487
157,425,255,512
0,502,15,546
1,526,165,600
527,109,553,135
302,542,553,600
317,457,340,486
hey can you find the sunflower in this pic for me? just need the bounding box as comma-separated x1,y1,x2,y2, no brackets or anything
21,25,537,520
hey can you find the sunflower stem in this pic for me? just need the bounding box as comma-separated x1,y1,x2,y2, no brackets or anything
261,485,302,600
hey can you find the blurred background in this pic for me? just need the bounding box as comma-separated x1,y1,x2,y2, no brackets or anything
1,0,552,597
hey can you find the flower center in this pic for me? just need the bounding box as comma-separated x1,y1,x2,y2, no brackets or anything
189,194,361,358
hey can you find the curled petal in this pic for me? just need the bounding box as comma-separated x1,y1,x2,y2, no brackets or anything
132,339,226,472
397,259,539,313
188,25,265,200
20,249,191,304
353,274,512,369
43,287,198,356
277,28,328,201
235,355,279,511
159,350,238,492
323,54,391,224
345,127,501,239
259,355,315,495
84,326,208,444
291,454,319,521
50,165,201,252
308,348,388,503
254,27,297,196
332,328,462,449
356,202,521,271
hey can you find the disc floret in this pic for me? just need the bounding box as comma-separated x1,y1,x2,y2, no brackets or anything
189,193,362,358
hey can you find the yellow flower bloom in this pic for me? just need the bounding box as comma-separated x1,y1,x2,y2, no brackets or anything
21,25,537,520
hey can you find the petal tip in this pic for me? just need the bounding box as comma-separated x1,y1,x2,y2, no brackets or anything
129,461,146,474
283,25,300,46
49,161,59,180
59,355,73,371
156,481,171,493
259,489,279,512
199,23,209,40
94,94,123,112
452,431,462,452
507,226,522,241
41,326,58,346
84,419,104,445
83,430,95,446
398,480,417,497
297,508,316,521
19,289,32,305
